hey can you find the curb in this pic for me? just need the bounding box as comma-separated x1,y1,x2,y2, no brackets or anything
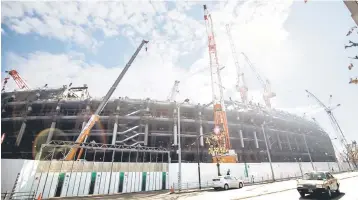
232,174,358,200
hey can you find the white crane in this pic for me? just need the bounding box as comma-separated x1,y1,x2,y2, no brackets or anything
225,24,248,104
241,52,276,108
167,80,180,102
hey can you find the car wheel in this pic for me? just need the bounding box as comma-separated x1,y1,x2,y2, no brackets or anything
326,187,332,198
224,184,229,190
239,182,243,188
299,192,305,197
336,184,340,194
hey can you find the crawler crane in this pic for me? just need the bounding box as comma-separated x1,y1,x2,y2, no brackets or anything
64,40,148,161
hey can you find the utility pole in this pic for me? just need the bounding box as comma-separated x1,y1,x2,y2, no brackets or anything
303,134,314,170
261,123,275,181
177,99,189,192
177,105,182,191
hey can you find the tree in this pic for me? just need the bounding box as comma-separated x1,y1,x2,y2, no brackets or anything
205,133,227,176
345,141,358,168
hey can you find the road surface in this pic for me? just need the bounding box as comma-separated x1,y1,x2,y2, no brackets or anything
247,175,358,200
169,172,358,200
53,172,358,200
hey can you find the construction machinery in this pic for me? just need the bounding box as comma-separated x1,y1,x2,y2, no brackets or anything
64,39,148,161
225,24,248,104
305,90,348,146
167,80,180,102
2,70,30,92
241,52,276,108
203,5,237,163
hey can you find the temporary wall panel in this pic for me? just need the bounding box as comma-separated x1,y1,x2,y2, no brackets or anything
2,159,351,198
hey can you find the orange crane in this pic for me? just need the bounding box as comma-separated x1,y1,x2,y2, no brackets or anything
2,70,30,92
64,40,148,161
203,5,237,163
241,52,276,108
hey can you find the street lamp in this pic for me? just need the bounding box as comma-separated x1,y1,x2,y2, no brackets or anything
191,133,212,189
255,108,275,181
294,157,303,177
302,131,314,170
261,121,275,181
177,98,189,191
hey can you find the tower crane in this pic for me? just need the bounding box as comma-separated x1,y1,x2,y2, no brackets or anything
241,52,276,108
2,70,30,92
167,80,180,102
225,24,248,104
64,40,148,161
203,5,237,163
305,90,348,146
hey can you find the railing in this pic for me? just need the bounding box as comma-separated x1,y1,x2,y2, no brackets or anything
1,191,36,200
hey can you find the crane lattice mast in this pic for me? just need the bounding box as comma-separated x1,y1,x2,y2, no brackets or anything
241,52,276,108
167,80,180,102
2,70,30,91
305,90,348,146
64,40,148,161
225,24,248,104
203,5,236,163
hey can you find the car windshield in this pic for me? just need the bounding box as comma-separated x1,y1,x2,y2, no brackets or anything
302,172,326,180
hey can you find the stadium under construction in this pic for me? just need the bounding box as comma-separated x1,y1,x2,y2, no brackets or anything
1,85,337,164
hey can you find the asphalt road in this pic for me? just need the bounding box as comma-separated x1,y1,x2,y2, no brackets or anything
247,175,358,200
52,172,358,200
168,172,358,200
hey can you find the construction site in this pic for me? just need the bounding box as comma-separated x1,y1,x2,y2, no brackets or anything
1,2,357,199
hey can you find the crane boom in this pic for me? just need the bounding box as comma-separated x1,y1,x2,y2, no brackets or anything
305,90,348,146
241,52,276,108
64,39,148,161
167,80,180,102
2,70,30,91
203,5,236,163
225,24,248,104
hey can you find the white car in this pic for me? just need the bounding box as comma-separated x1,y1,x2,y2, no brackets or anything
212,175,244,190
296,171,340,198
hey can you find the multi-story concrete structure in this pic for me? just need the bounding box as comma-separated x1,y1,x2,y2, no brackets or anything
1,86,336,163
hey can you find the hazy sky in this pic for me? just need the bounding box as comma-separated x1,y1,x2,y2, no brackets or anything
1,1,357,150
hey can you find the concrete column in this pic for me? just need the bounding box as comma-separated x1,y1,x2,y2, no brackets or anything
199,111,203,146
286,134,292,151
111,116,119,145
199,125,204,146
144,123,149,146
15,121,27,146
46,121,57,144
173,123,178,145
254,131,259,148
277,133,282,150
173,108,178,146
240,130,244,148
295,137,300,151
